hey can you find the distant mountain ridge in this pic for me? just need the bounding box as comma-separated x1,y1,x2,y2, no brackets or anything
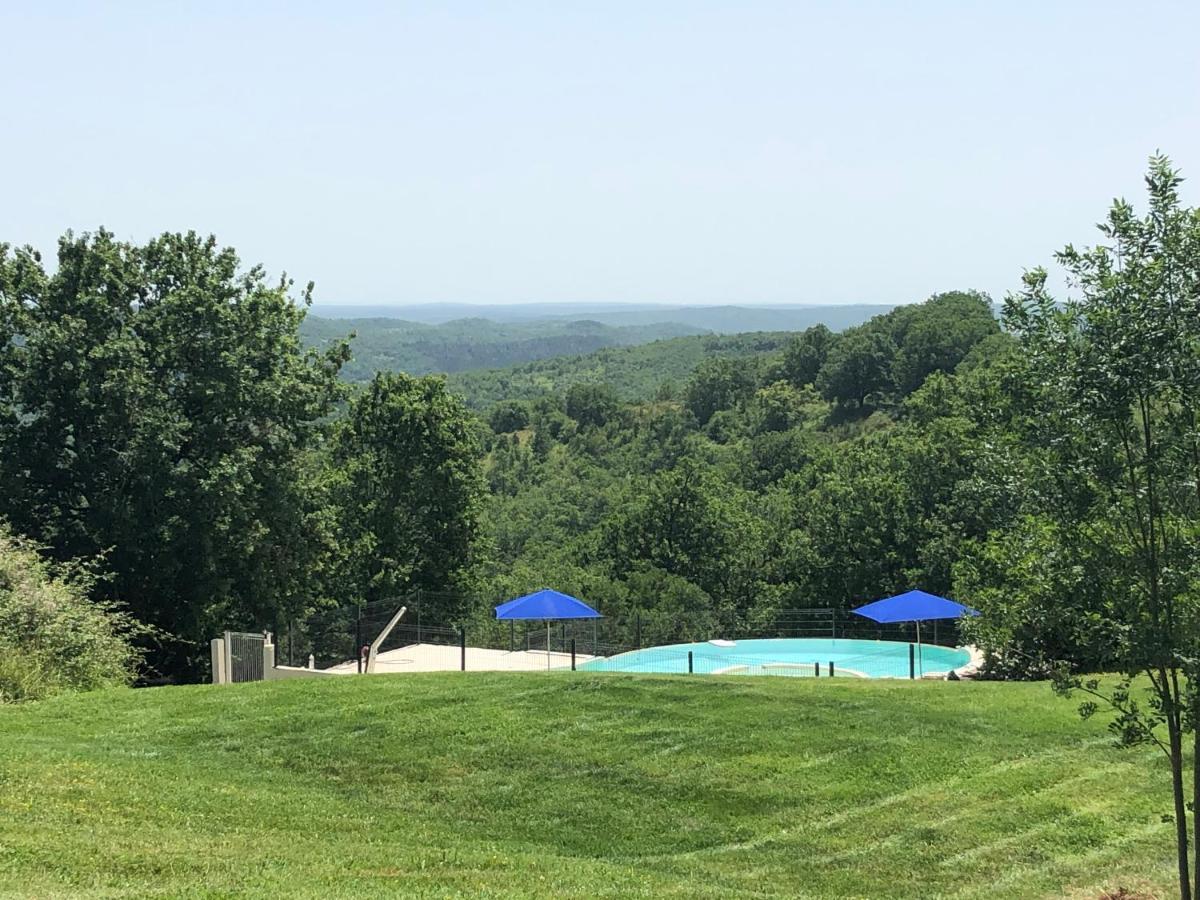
301,303,908,385
309,302,897,332
300,314,706,382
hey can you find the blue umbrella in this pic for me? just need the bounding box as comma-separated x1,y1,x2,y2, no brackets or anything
853,590,978,623
496,589,601,668
495,589,602,621
852,590,978,675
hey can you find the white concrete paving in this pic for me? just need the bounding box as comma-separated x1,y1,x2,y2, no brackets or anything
323,643,596,674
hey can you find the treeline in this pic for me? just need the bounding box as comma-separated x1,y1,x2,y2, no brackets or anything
0,231,485,680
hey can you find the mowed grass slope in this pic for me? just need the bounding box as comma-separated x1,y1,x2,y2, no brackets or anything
0,674,1177,899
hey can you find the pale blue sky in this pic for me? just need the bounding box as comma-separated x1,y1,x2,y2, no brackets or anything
2,2,1197,306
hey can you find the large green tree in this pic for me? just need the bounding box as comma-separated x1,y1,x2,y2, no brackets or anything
331,372,485,621
815,327,894,409
599,459,767,628
565,382,618,429
683,357,756,426
781,324,838,387
0,230,348,678
890,290,999,395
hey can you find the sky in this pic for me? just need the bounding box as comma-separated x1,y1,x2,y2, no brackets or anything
2,1,1197,307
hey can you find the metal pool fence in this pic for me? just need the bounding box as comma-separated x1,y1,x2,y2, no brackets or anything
262,591,963,680
578,642,944,679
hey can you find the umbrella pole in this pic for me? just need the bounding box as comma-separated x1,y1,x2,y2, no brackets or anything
547,621,551,671
916,621,923,676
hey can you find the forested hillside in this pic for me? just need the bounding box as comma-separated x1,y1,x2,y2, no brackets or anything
300,315,704,381
446,331,797,409
467,290,1015,653
300,302,911,385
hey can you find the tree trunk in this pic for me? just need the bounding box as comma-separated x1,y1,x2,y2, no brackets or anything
1194,719,1200,897
1170,720,1192,900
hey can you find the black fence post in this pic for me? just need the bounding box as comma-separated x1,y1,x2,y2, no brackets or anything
829,661,834,677
461,627,467,672
909,643,915,680
636,613,642,650
814,661,819,677
355,606,363,674
687,651,693,674
571,639,576,671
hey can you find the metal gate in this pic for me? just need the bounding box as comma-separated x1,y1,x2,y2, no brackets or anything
226,631,266,682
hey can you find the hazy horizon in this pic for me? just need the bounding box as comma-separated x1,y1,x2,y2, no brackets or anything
308,299,901,309
3,2,1197,307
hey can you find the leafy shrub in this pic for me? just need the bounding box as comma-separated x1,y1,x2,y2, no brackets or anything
0,528,142,702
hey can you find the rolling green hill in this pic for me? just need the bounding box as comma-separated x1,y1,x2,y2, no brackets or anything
447,331,796,409
0,673,1174,898
300,305,908,387
301,315,706,382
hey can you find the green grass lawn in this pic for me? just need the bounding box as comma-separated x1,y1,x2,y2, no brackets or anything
0,673,1177,898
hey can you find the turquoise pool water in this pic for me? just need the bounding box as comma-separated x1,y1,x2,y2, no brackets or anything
578,638,969,679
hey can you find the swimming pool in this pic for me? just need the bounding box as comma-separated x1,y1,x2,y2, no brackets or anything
577,638,970,679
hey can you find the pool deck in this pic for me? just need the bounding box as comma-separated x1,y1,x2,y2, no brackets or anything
324,643,597,674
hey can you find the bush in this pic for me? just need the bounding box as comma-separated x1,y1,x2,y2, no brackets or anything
0,528,142,702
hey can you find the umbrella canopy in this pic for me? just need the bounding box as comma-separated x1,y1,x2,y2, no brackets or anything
495,589,602,620
852,590,978,624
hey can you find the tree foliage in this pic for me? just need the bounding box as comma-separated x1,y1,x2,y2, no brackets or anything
978,154,1200,899
488,400,530,434
684,357,756,426
0,231,350,676
0,231,487,680
816,327,895,408
565,382,619,429
331,373,485,621
467,288,1013,648
781,324,837,387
